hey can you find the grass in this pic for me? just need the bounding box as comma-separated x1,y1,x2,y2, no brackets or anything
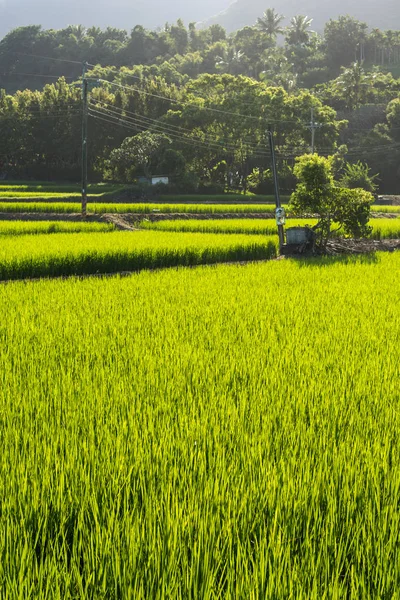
0,230,278,280
0,221,115,236
0,253,398,596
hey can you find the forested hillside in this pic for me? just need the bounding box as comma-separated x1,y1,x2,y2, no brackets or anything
1,9,400,192
205,0,400,32
0,0,231,39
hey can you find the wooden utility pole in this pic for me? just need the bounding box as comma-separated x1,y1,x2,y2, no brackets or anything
309,107,321,154
81,62,88,217
267,128,284,250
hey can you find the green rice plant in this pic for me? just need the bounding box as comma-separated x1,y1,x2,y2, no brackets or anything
140,218,318,235
0,202,278,214
0,220,114,236
0,193,104,200
141,217,400,239
0,182,124,194
0,231,278,279
0,253,398,597
156,194,290,204
369,218,400,239
371,204,400,213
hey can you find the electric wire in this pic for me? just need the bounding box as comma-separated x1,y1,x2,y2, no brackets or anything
88,100,273,154
88,107,272,157
88,109,272,157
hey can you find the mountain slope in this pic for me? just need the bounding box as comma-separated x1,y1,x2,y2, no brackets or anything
203,0,400,32
0,0,231,39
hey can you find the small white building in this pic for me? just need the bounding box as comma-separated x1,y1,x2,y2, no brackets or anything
138,176,169,185
151,176,169,185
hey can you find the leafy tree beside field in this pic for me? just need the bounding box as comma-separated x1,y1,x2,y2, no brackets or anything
290,154,373,247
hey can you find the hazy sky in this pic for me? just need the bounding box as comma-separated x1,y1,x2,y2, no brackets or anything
0,0,233,38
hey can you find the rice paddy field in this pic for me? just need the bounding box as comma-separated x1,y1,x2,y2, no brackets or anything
140,217,400,239
0,252,399,597
0,221,114,236
0,200,398,216
0,201,281,214
0,183,399,597
0,183,123,196
0,230,278,280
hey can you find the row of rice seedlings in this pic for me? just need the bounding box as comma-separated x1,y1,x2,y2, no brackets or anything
0,230,278,279
369,218,400,239
0,182,123,194
140,217,400,239
156,194,289,204
0,202,279,214
0,192,104,200
140,218,318,235
0,221,114,236
0,253,398,596
371,204,400,213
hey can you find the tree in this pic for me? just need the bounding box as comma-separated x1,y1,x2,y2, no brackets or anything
339,161,379,193
108,132,171,182
387,98,400,141
285,15,313,46
333,62,373,110
256,8,284,41
215,48,248,75
324,16,369,74
290,154,373,247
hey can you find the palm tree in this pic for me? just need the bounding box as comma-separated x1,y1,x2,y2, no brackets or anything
335,62,373,110
215,48,247,76
256,8,285,41
285,15,313,46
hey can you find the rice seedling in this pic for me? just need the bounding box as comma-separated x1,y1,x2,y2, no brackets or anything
0,220,114,236
0,202,278,215
369,218,400,239
0,253,398,597
0,230,278,280
140,218,318,235
371,204,400,213
141,217,400,239
0,182,123,194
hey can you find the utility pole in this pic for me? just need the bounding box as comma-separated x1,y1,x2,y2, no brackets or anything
81,61,88,218
310,107,316,154
309,107,321,154
267,128,285,250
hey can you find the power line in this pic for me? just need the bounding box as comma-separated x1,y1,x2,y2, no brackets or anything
98,79,306,126
2,71,75,80
4,51,83,66
90,99,398,158
88,100,272,154
88,109,267,156
88,106,271,156
88,109,271,158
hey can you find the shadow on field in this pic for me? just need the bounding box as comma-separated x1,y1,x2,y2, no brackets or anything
292,252,381,268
